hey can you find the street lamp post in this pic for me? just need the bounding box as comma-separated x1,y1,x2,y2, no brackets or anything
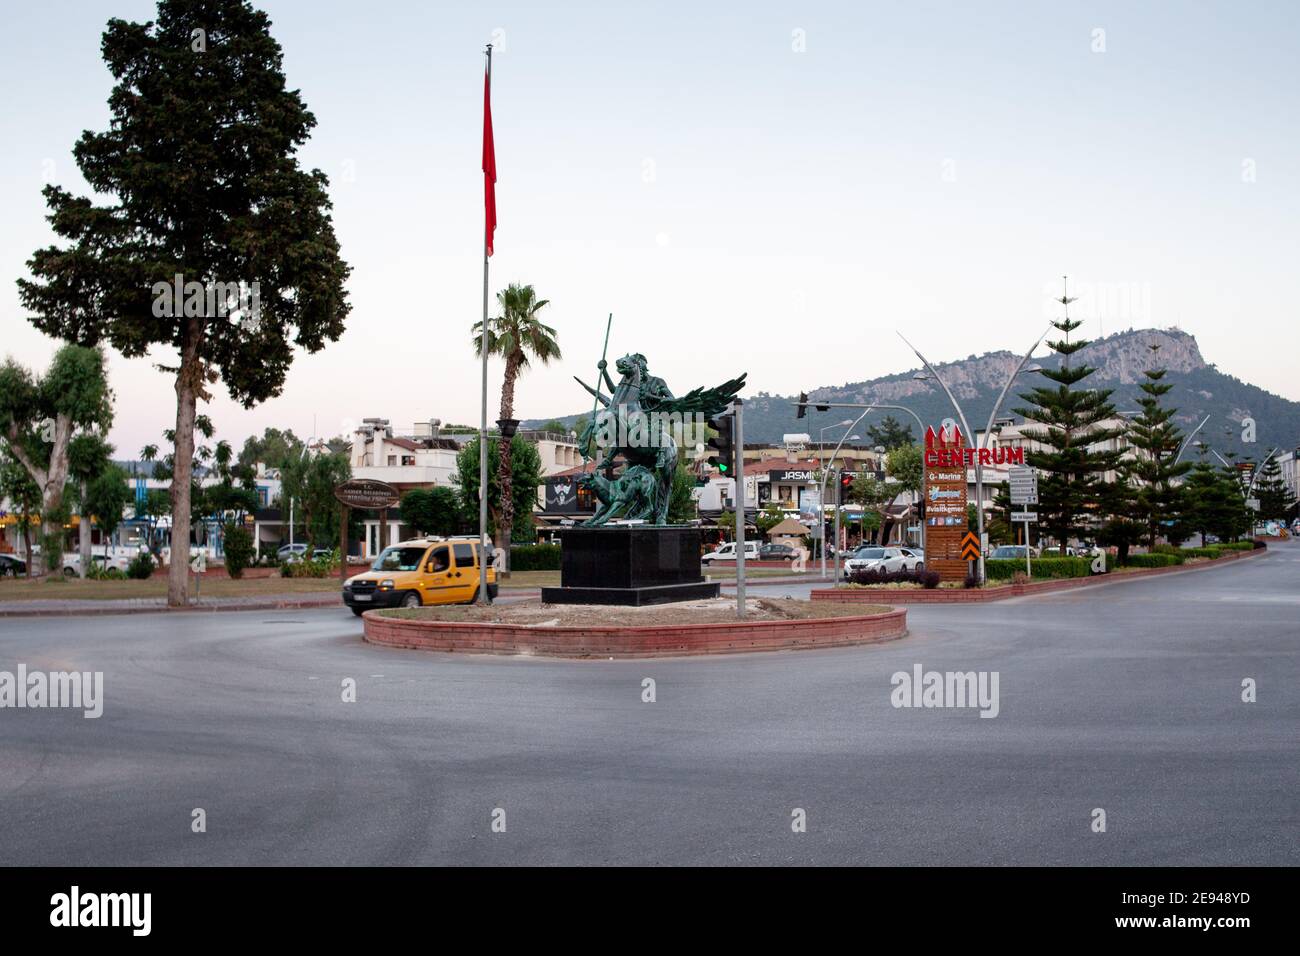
1175,415,1212,465
816,420,853,563
900,327,1050,585
798,399,929,576
830,435,860,581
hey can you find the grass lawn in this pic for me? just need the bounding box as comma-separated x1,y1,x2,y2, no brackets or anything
0,575,341,602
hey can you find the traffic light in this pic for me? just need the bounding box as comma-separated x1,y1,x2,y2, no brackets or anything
794,391,830,419
704,411,736,474
839,471,854,502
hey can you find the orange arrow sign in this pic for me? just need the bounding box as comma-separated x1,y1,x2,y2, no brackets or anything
960,532,981,561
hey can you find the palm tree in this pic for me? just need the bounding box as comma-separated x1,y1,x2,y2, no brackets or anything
471,283,561,560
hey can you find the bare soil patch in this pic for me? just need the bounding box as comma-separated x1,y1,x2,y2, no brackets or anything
382,596,891,627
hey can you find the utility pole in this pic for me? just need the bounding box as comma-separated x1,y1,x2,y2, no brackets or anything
734,400,746,618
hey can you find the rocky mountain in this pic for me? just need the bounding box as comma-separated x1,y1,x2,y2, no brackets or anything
526,328,1300,460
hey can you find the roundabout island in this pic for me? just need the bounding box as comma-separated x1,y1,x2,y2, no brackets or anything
362,596,907,658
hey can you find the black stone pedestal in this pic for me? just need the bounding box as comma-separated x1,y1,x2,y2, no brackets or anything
540,526,720,606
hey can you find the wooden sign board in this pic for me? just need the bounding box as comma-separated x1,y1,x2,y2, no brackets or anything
333,478,400,510
923,423,970,582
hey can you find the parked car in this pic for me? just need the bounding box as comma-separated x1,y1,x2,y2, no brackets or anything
756,543,799,561
62,552,132,576
898,547,925,570
701,541,760,564
0,554,27,577
277,543,309,563
842,546,907,578
343,537,497,616
990,545,1038,560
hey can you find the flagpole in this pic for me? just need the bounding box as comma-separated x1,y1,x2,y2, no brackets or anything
478,43,493,606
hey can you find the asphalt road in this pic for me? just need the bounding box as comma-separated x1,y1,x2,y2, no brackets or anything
1,543,1296,865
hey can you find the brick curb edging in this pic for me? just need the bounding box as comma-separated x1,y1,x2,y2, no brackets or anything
363,607,909,658
0,595,342,618
810,547,1266,604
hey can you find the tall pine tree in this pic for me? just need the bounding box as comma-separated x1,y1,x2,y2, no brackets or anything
1178,454,1249,544
1012,279,1123,550
1254,455,1295,522
1121,343,1192,548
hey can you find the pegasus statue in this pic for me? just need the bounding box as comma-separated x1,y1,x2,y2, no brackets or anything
573,351,745,526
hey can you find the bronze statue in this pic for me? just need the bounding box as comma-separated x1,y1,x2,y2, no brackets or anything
578,464,657,525
573,351,745,525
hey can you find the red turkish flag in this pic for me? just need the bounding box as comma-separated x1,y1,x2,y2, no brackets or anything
482,69,496,256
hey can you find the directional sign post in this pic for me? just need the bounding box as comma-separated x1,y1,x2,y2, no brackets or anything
190,551,206,601
1008,466,1039,576
1008,466,1038,504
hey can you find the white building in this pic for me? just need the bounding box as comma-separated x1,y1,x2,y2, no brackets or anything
351,418,461,490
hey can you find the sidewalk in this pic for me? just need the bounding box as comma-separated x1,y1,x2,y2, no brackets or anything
0,592,342,618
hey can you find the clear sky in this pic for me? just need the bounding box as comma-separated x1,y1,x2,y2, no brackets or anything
2,0,1297,455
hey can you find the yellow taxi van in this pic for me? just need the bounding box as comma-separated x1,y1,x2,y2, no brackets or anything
343,536,497,615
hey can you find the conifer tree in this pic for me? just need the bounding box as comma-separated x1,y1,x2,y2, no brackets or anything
1254,455,1295,522
1121,343,1192,548
1178,455,1248,544
1012,279,1123,550
18,0,350,604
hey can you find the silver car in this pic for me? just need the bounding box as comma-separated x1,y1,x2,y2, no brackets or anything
843,546,907,579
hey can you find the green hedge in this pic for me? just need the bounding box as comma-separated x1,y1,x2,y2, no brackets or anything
1179,547,1222,559
985,556,1092,580
510,543,561,571
1121,552,1184,568
1209,541,1254,552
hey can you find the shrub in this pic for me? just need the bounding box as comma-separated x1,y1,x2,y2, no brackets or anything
1179,547,1221,559
127,552,155,579
280,549,339,578
222,522,255,580
85,561,113,580
510,542,561,571
848,567,939,589
1208,541,1254,552
985,556,1091,580
1121,552,1183,568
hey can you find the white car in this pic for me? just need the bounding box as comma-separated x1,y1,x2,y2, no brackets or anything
277,543,309,563
898,547,925,571
701,541,760,563
843,546,907,578
62,552,132,576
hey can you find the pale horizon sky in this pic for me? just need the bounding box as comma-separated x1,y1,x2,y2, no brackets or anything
2,0,1298,456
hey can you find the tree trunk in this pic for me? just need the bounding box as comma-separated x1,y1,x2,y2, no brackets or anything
496,357,519,568
168,324,202,607
7,412,72,577
78,479,91,579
